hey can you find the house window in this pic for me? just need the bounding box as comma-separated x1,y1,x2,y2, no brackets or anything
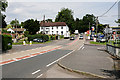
56,31,58,34
41,27,43,29
46,28,49,29
56,26,58,29
46,31,48,34
61,31,63,35
52,27,53,29
61,26,63,29
52,31,53,34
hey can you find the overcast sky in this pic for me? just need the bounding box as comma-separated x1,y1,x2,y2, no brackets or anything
5,0,119,27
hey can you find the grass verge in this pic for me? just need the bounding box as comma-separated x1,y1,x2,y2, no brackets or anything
90,41,106,45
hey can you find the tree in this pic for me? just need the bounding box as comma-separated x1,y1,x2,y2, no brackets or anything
23,19,40,35
0,0,8,28
115,19,120,24
6,24,12,28
72,14,96,33
55,8,74,33
10,19,19,26
45,19,53,22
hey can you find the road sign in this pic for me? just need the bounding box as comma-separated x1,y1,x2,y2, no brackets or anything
104,28,112,34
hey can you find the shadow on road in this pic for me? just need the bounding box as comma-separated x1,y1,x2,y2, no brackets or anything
100,60,120,79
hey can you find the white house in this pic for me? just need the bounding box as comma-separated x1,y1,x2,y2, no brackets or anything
7,28,14,33
39,22,70,36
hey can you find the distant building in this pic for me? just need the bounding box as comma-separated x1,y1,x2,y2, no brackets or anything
6,28,26,34
39,21,69,36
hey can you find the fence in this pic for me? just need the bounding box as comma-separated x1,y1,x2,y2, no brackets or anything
106,44,120,58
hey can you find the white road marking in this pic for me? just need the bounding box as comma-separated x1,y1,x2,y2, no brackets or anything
13,58,18,61
36,74,43,78
78,44,84,50
82,47,85,50
46,50,75,67
32,69,41,75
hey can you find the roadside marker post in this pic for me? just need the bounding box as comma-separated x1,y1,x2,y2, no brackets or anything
30,41,32,45
23,41,26,46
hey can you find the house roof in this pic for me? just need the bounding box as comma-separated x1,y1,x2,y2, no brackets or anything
40,22,67,27
12,28,25,31
4,28,25,32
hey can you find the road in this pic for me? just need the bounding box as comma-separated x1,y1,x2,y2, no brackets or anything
3,38,73,55
2,35,83,78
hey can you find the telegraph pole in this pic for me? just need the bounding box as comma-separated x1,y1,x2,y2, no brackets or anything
96,16,98,36
15,19,17,43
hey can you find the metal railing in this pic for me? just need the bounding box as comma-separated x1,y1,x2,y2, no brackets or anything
106,44,120,58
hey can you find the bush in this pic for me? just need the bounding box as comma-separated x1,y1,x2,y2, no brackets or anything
50,35,55,40
60,35,64,39
24,31,29,37
28,34,49,41
2,35,12,51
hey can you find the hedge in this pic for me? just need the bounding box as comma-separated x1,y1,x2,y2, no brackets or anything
2,35,12,51
28,34,49,41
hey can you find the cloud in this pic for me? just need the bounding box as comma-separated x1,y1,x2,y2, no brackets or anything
7,0,116,2
5,2,118,26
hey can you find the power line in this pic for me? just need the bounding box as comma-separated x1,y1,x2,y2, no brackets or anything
99,0,119,17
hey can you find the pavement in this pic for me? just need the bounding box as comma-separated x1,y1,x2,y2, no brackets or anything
58,42,117,79
40,64,95,78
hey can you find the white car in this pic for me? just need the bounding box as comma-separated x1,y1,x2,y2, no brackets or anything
79,36,83,39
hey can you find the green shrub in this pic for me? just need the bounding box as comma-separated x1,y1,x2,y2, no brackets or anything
28,34,49,41
50,35,55,40
60,35,64,39
24,31,29,37
2,35,12,51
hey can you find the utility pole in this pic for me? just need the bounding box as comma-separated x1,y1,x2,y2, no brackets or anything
96,16,98,36
15,19,17,43
89,22,90,36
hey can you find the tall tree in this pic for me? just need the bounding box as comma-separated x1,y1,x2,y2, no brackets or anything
55,8,74,33
0,0,8,28
23,19,40,35
115,19,120,24
45,19,53,22
10,19,19,27
80,14,96,32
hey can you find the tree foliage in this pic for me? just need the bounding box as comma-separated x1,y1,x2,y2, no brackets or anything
55,8,74,33
72,14,96,33
115,19,120,23
10,19,19,26
55,8,98,33
45,19,53,22
0,0,8,28
23,19,40,35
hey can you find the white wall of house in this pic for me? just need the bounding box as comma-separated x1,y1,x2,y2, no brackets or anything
39,26,69,36
7,28,14,33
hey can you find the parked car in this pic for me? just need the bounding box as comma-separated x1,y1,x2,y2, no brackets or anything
33,38,45,43
70,37,75,40
100,38,106,42
79,35,83,39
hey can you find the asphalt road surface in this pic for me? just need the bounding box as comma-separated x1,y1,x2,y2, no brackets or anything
3,37,77,54
2,49,73,78
2,35,80,78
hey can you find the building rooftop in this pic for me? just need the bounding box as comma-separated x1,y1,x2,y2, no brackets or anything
40,22,67,27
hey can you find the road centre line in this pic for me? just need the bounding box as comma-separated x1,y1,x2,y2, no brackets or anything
82,47,85,50
36,74,43,78
46,50,75,67
32,69,41,75
78,44,84,50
